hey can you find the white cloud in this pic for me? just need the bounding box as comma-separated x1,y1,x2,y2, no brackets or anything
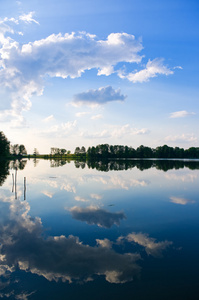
173,66,183,70
97,65,114,76
73,86,127,106
165,134,197,143
19,12,39,25
111,124,150,138
124,58,173,83
0,30,142,123
40,120,77,136
75,112,89,117
81,124,150,139
169,196,195,205
91,114,103,120
0,15,177,129
169,110,195,118
42,115,54,122
80,129,110,139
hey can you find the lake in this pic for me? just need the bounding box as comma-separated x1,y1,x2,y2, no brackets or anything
0,158,199,299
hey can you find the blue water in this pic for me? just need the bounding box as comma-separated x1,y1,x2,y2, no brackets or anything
0,159,199,299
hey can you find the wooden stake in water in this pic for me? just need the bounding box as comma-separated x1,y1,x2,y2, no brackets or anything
15,168,17,200
12,173,14,193
24,177,26,201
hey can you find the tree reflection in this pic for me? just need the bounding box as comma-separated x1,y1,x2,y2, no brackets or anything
0,160,9,186
85,159,199,172
50,159,67,168
9,159,27,170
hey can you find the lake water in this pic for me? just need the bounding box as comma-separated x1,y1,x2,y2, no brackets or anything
0,159,199,299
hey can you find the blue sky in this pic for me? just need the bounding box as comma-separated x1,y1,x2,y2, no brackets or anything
0,0,199,153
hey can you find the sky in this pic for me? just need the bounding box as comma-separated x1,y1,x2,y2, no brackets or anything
0,0,199,154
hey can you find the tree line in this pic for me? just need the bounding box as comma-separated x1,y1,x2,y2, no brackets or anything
0,131,27,158
1,131,199,159
87,144,199,159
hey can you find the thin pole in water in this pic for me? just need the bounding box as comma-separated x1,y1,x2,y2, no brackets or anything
12,173,14,193
24,177,26,201
15,168,17,200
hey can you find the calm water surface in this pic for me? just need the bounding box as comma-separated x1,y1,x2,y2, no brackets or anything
0,159,199,299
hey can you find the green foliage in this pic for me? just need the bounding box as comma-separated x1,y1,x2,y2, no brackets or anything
50,147,67,156
0,159,9,186
86,159,199,172
0,131,10,157
18,144,27,155
74,146,86,155
86,144,199,159
10,144,27,156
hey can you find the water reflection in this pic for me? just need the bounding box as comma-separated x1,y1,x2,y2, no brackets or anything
0,160,10,186
169,196,195,205
86,159,199,172
0,159,198,299
69,206,126,228
118,232,173,257
0,189,173,289
9,159,27,170
0,194,141,285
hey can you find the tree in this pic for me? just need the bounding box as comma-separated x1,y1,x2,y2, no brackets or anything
18,144,27,155
33,148,39,156
11,144,19,155
60,149,67,155
0,131,10,157
74,147,81,154
80,146,86,154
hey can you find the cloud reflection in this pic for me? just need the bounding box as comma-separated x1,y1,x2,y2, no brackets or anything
119,232,172,257
169,196,195,205
0,196,140,286
69,206,126,228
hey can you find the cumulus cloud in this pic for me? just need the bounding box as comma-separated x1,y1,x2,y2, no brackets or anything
169,196,195,205
165,134,197,143
73,86,127,106
69,206,126,228
121,58,173,83
169,110,196,118
0,20,175,124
